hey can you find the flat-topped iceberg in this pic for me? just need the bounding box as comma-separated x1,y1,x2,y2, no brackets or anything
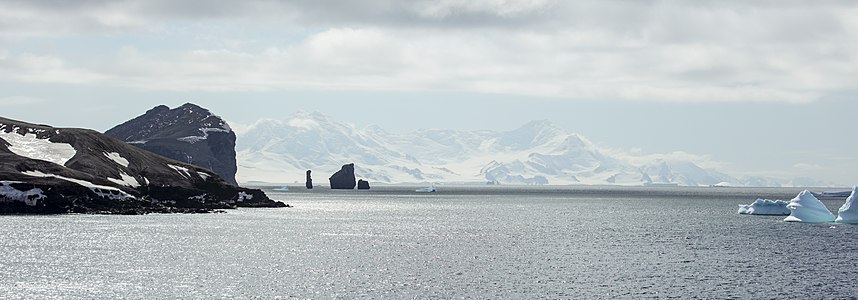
784,190,836,223
738,199,791,215
836,187,858,224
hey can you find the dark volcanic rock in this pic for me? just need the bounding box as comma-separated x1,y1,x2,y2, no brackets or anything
357,179,370,190
105,103,239,186
329,163,356,189
306,170,313,189
0,116,287,214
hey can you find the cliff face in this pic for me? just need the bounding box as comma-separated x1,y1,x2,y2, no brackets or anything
105,103,238,186
0,116,285,214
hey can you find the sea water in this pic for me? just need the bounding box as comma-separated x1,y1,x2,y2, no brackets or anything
1,186,857,299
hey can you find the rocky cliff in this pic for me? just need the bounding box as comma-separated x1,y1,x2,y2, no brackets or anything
105,103,239,186
0,116,285,214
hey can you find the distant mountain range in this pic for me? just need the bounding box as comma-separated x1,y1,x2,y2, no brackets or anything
235,111,830,187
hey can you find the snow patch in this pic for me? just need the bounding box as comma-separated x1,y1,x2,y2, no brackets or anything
107,172,141,188
177,127,231,144
0,130,76,167
237,191,253,202
0,181,45,206
188,194,208,201
738,199,790,215
784,190,836,223
104,152,130,168
287,118,319,130
21,170,133,200
168,164,192,178
836,187,858,224
198,172,211,180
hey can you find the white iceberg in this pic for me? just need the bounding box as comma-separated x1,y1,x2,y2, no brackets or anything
836,187,858,224
416,185,436,193
738,199,791,215
784,190,836,223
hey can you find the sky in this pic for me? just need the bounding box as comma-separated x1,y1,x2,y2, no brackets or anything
0,0,856,185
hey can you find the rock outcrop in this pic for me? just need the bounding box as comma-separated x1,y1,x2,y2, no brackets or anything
357,179,370,190
0,116,286,214
329,163,356,189
105,103,239,186
306,170,313,189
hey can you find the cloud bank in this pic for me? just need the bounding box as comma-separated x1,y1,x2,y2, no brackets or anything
1,0,856,102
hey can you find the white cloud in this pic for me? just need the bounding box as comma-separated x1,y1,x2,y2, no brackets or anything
793,163,824,170
0,96,45,107
0,1,855,103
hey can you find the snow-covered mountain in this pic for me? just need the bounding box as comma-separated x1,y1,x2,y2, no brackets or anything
235,111,823,187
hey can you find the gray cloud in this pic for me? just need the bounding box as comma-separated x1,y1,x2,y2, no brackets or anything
0,0,855,103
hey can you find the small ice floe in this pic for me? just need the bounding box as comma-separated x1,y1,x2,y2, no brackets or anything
784,190,836,223
836,187,858,224
737,199,791,215
273,186,289,192
416,185,436,193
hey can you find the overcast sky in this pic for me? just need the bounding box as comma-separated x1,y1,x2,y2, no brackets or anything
1,0,856,184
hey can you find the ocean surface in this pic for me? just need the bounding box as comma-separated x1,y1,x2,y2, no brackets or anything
1,186,857,299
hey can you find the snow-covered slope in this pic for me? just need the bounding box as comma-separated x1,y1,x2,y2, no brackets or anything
235,111,821,186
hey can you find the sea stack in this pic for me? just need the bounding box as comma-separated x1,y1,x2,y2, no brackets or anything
305,170,313,189
357,179,370,190
329,163,356,189
105,103,239,186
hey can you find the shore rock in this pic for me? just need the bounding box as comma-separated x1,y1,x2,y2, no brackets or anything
357,179,370,190
329,163,356,189
306,170,313,189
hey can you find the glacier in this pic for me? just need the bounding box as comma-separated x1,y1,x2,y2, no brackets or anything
836,187,858,224
233,111,830,187
784,190,836,223
737,199,791,215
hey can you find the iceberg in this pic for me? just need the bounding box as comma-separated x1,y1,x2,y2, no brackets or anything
784,190,836,223
416,185,436,193
737,199,790,215
836,187,858,224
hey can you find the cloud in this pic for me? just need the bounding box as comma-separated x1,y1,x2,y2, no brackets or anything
0,1,856,103
793,163,824,170
0,96,45,107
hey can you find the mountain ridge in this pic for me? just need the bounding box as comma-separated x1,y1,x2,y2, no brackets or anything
105,103,239,186
0,116,285,213
235,111,832,187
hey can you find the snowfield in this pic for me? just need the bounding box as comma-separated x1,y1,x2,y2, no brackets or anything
233,111,826,187
21,170,134,200
0,127,76,167
104,152,130,168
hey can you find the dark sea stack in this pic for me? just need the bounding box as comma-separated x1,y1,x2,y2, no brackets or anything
305,170,313,189
105,103,239,186
0,116,286,214
357,179,370,190
329,163,356,189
